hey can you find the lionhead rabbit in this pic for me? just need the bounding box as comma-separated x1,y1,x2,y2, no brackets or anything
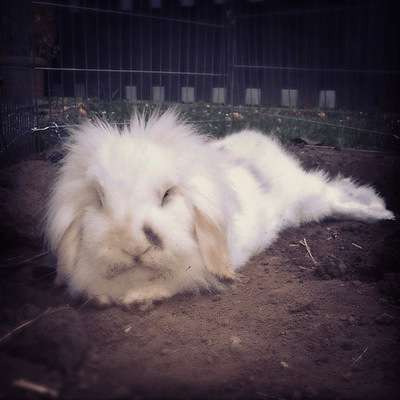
46,109,395,307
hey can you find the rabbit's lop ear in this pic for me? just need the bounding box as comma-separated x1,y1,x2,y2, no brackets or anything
54,218,81,285
193,206,235,281
47,178,105,286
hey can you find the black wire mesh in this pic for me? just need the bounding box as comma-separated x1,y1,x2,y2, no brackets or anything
1,0,399,167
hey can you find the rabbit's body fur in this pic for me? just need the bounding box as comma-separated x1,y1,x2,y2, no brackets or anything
46,109,395,306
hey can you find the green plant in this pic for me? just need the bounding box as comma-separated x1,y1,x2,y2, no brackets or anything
37,99,400,152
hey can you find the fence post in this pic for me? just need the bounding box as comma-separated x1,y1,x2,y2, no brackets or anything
226,8,236,108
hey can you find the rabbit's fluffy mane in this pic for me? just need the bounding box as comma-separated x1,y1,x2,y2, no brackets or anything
67,108,209,156
46,109,234,253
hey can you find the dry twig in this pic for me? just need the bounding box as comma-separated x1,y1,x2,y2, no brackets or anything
0,305,69,346
299,238,317,265
351,347,368,367
13,378,58,398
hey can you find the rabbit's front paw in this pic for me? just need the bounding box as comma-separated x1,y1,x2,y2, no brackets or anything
120,286,174,307
92,294,114,307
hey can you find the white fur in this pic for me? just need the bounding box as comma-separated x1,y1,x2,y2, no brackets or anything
45,109,395,306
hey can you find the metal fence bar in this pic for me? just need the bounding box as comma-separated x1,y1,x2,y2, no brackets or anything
1,0,399,167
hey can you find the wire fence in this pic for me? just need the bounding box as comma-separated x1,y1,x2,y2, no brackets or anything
1,0,399,167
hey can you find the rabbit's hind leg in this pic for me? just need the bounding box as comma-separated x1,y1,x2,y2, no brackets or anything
327,177,395,223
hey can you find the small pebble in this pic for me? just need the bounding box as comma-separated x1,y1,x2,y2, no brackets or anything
280,361,289,368
230,336,241,345
160,348,171,356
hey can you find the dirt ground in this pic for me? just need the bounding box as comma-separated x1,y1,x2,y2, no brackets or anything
0,142,399,400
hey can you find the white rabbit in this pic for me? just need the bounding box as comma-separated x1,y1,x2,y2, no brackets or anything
45,108,395,307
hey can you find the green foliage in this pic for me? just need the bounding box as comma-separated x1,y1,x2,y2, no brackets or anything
37,99,400,152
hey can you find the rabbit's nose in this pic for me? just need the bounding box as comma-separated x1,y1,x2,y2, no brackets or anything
121,247,146,264
126,250,145,265
130,245,155,264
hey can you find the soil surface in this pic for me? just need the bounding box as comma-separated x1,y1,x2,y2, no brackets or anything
1,143,399,400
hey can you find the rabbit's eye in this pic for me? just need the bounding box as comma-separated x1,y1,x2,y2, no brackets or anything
92,181,106,209
161,188,173,206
